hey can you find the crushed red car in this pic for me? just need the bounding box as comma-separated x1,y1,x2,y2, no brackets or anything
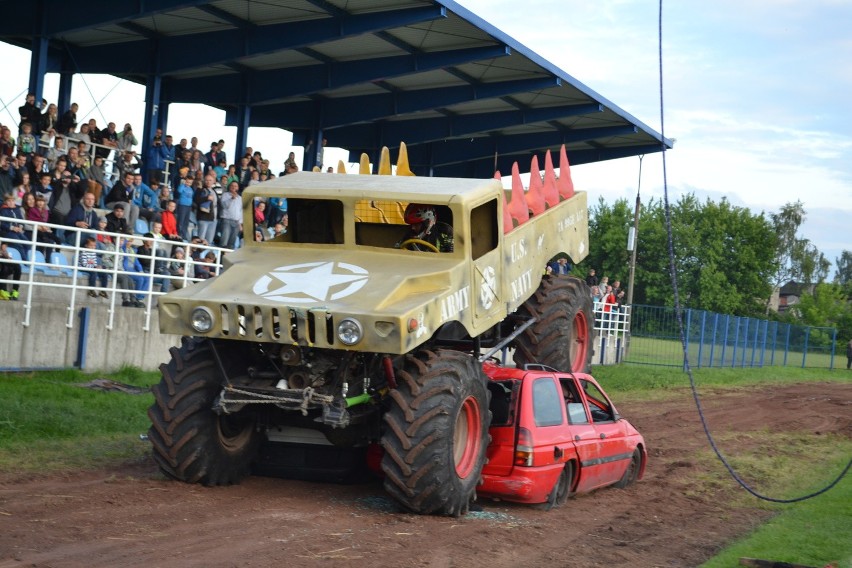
478,363,646,509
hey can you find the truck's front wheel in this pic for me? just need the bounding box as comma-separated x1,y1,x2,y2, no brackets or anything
381,349,491,516
514,275,593,373
148,338,261,485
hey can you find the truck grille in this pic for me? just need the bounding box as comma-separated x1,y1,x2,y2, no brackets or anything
218,304,335,347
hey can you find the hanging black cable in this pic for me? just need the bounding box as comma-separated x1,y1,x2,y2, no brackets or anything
656,0,850,503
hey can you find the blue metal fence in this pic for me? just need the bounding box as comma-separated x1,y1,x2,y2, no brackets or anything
624,305,838,369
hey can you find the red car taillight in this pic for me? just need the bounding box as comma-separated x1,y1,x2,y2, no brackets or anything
514,427,533,467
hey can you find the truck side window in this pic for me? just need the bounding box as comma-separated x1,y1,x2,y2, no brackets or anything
532,377,563,427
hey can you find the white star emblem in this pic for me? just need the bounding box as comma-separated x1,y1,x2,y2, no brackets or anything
253,261,369,304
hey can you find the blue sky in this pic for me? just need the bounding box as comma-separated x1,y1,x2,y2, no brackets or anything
0,0,849,274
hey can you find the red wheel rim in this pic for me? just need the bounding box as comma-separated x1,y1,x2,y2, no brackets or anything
453,396,482,479
571,310,589,372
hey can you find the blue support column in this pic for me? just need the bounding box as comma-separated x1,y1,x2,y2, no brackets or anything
57,70,74,116
235,104,251,159
142,74,163,179
28,36,49,106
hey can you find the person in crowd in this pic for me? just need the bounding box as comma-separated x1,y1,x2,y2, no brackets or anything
120,241,151,306
235,156,253,189
0,155,14,198
159,200,181,241
20,191,35,215
105,203,131,235
253,199,266,232
174,175,194,241
0,193,29,254
272,220,287,238
17,122,37,156
97,227,141,308
116,123,138,156
86,155,110,205
44,135,66,170
586,268,598,289
18,93,41,135
146,128,167,184
78,236,109,298
57,103,78,137
27,154,48,183
105,171,141,231
194,175,218,244
27,194,56,255
218,181,243,249
194,250,218,279
548,257,571,275
284,151,299,174
397,203,453,252
0,127,16,157
47,169,83,230
96,121,118,160
132,172,161,224
64,191,98,244
16,172,33,204
847,338,852,371
601,284,617,333
0,241,22,301
39,103,59,144
136,233,171,294
167,246,190,289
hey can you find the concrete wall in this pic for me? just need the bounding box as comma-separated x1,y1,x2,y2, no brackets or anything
0,301,181,372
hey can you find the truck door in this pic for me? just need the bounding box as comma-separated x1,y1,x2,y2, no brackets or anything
470,199,502,320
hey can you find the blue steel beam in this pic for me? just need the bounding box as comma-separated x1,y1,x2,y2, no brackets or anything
234,76,560,129
324,103,603,148
401,125,640,165
164,44,510,104
63,6,447,76
421,143,667,178
19,1,215,36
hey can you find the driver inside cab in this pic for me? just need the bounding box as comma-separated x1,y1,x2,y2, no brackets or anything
397,203,454,252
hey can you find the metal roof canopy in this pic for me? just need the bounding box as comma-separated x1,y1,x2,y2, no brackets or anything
1,0,672,177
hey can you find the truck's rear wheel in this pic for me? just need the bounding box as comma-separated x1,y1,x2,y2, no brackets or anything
148,338,260,485
381,349,491,516
514,275,593,373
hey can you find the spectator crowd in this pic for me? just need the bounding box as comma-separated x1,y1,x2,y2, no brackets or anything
1,92,304,304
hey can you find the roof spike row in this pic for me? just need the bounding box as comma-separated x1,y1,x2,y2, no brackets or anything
557,144,575,199
377,146,392,175
507,161,530,227
395,142,415,176
525,155,546,215
359,153,371,175
542,150,560,207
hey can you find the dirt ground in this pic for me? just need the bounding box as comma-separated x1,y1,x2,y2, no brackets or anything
1,382,850,568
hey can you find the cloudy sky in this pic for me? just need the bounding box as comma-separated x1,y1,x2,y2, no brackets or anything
0,0,849,273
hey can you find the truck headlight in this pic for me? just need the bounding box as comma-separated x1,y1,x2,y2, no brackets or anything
337,318,363,346
190,307,214,333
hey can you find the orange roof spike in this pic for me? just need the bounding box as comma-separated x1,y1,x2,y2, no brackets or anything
396,142,415,176
359,153,371,175
337,160,346,173
542,150,560,207
494,170,502,180
507,161,530,226
377,146,392,175
501,187,513,234
525,155,546,215
557,144,575,199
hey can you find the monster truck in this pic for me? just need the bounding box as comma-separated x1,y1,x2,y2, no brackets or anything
148,145,593,516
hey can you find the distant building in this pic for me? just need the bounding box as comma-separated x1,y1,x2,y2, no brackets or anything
776,280,815,313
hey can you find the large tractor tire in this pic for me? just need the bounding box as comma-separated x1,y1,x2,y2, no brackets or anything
514,275,593,373
381,349,491,516
148,337,261,485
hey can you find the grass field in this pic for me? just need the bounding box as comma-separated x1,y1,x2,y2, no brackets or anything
0,363,849,565
623,335,838,370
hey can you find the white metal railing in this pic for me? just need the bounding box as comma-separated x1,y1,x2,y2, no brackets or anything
592,301,631,338
0,216,230,331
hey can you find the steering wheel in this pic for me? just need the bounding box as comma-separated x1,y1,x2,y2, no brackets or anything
399,238,440,253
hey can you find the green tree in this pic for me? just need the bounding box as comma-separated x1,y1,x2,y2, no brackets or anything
834,250,852,286
586,196,634,283
793,282,852,341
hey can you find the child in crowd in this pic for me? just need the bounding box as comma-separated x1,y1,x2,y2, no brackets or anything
78,236,108,298
0,241,22,300
17,122,37,155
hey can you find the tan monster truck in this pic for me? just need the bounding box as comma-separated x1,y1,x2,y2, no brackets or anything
149,145,593,516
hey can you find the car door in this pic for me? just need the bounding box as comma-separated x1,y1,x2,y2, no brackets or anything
577,376,635,486
525,375,573,470
559,375,611,491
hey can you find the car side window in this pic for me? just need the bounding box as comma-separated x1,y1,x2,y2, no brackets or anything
532,377,564,427
560,378,589,424
581,379,615,422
